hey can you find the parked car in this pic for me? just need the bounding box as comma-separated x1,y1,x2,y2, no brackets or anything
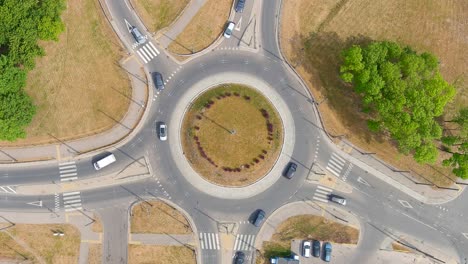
329,194,347,205
130,26,146,44
253,209,265,227
151,72,165,91
302,240,311,258
158,122,167,141
235,0,246,12
284,162,297,179
323,242,332,262
224,21,235,38
234,251,245,264
312,240,321,257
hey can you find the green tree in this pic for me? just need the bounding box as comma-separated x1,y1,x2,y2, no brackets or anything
340,41,456,164
442,108,468,179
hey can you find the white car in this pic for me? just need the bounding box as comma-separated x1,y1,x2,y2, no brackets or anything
303,240,311,258
158,122,167,141
224,22,235,38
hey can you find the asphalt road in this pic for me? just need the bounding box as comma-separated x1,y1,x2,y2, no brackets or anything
0,0,467,264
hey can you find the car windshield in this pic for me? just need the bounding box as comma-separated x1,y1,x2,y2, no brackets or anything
160,127,166,134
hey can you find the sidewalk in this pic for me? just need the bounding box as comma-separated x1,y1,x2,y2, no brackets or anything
0,57,149,165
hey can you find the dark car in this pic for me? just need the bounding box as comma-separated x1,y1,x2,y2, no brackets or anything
234,251,245,264
323,242,332,262
130,26,146,44
253,209,265,227
235,0,246,13
284,162,297,179
312,240,321,257
151,72,165,91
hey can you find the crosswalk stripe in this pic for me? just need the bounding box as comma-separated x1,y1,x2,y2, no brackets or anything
149,42,160,54
140,49,151,62
64,202,82,208
326,166,341,176
328,158,344,168
60,177,78,182
316,189,330,195
136,50,148,63
59,161,75,166
142,46,154,59
61,172,77,177
314,193,328,199
5,186,16,193
233,234,240,250
65,206,82,212
238,234,245,250
59,165,76,170
215,234,220,249
63,195,81,201
64,199,81,204
59,169,76,174
332,153,346,163
243,235,251,250
145,44,158,57
200,233,205,249
313,196,329,203
63,191,80,196
208,233,214,249
317,185,333,192
248,235,255,250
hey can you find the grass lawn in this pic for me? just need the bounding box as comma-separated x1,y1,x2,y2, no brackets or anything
257,215,359,263
131,0,189,33
128,245,196,264
0,224,80,263
280,0,467,186
87,244,102,264
167,0,232,54
0,0,131,147
182,84,283,186
131,200,192,234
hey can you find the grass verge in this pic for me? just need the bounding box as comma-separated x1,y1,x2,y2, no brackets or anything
128,245,196,264
87,244,102,264
280,0,467,186
131,200,192,234
167,0,232,54
181,84,283,186
0,0,131,147
0,224,80,263
131,0,190,33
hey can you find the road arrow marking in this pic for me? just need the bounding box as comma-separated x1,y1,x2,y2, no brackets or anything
27,200,43,207
398,199,413,209
235,17,242,31
357,177,371,187
124,19,133,32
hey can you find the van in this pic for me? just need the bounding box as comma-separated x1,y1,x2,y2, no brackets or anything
93,154,116,170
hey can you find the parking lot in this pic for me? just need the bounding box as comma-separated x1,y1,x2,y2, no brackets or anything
291,239,356,263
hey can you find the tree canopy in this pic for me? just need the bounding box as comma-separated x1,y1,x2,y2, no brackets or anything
340,41,455,164
0,0,65,141
442,108,468,179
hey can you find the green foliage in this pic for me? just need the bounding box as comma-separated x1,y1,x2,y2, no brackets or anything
340,41,455,164
442,108,468,179
0,0,65,140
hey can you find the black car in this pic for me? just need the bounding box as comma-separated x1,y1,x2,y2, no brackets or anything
151,72,165,91
312,240,321,257
235,0,245,13
234,251,245,264
284,162,297,179
253,209,265,227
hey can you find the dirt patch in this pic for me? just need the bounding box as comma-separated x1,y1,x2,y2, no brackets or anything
0,0,131,147
87,244,102,264
167,0,232,54
392,242,412,253
181,84,283,186
131,0,189,33
0,224,81,263
280,0,467,186
92,214,103,233
130,200,192,234
128,245,196,264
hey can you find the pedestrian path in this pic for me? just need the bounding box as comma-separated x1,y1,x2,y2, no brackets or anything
135,41,160,64
63,191,83,212
0,186,16,194
233,234,255,251
199,232,220,250
59,161,77,182
326,153,347,177
312,185,332,203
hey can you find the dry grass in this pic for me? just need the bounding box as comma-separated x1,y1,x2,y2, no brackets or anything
87,244,102,264
0,0,131,147
392,242,412,253
0,224,81,264
280,0,468,186
128,245,196,264
132,0,190,33
181,85,283,186
0,231,34,263
167,0,232,54
92,214,103,233
131,200,192,234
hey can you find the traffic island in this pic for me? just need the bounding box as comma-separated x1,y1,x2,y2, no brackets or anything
181,84,284,186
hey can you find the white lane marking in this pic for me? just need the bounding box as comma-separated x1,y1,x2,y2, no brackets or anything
401,212,436,230
233,234,240,250
462,233,468,240
63,191,80,196
146,44,158,57
207,233,213,249
61,172,77,177
139,48,152,61
200,233,205,249
5,186,16,193
398,200,413,208
326,166,341,177
60,177,78,182
63,199,82,204
59,161,75,166
136,50,148,63
215,233,220,249
235,17,242,31
328,158,344,168
332,153,346,163
357,177,371,186
59,169,76,174
142,46,154,59
124,0,131,11
148,42,160,54
312,197,329,203
315,189,330,195
27,200,43,207
317,185,333,192
59,165,76,170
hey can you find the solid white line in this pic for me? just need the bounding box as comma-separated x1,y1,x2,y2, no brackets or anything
313,197,329,203
63,195,81,201
326,166,340,177
142,46,154,59
64,199,81,204
60,177,78,182
135,50,148,63
215,234,220,249
317,185,333,192
200,233,205,249
63,191,80,196
401,212,436,230
59,169,76,174
59,161,75,166
146,43,158,57
61,172,77,177
149,42,160,54
332,153,346,163
59,165,76,170
233,234,240,250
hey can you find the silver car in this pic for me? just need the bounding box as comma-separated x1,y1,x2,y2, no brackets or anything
130,26,146,44
329,194,346,205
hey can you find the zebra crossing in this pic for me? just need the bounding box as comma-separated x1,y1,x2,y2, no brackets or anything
59,161,77,182
199,232,220,250
63,191,82,212
326,153,347,177
135,41,160,64
0,186,16,194
312,185,332,203
233,234,255,251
